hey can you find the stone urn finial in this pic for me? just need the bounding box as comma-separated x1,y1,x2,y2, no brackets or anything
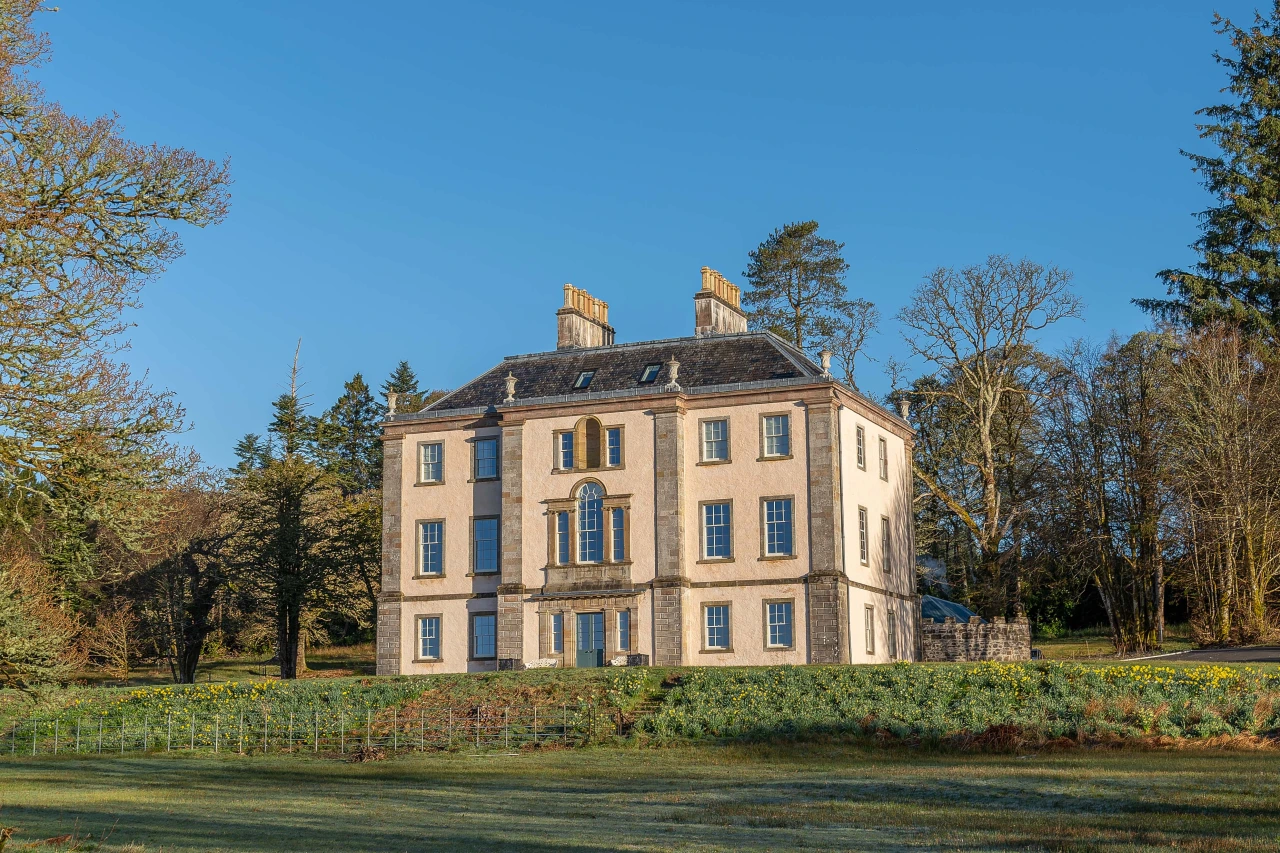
663,356,681,392
819,349,833,379
504,372,518,404
898,397,910,421
387,391,399,415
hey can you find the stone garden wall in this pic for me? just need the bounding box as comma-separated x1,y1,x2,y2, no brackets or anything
922,616,1031,662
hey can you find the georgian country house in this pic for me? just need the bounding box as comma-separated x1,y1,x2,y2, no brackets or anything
376,268,919,674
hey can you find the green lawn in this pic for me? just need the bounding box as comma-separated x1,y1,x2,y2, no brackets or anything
1034,624,1197,661
67,644,376,689
2,744,1279,852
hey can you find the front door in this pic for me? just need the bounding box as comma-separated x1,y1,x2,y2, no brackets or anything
576,612,605,668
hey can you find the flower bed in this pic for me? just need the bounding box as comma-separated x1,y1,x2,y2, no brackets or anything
636,663,1280,744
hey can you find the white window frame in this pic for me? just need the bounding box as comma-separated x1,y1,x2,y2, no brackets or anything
551,612,564,653
606,427,623,467
420,442,443,483
855,426,866,470
702,502,732,560
763,498,794,557
864,605,876,655
576,483,604,564
418,615,441,660
858,506,869,565
704,603,731,650
878,436,889,481
472,516,500,574
557,431,575,470
471,613,497,660
887,608,898,659
419,520,444,576
611,507,626,562
881,515,892,573
473,437,499,481
555,511,570,565
617,609,631,651
765,600,793,649
574,370,595,389
762,414,790,457
701,419,729,462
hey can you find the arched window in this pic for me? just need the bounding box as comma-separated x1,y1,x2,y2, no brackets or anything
577,482,603,563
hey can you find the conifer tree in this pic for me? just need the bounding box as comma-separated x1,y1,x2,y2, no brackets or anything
742,221,879,378
381,361,424,412
232,434,267,473
229,357,339,679
1139,4,1280,335
743,221,849,351
269,343,316,459
315,373,382,495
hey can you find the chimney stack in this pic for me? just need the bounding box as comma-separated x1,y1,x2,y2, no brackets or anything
694,267,748,336
557,284,615,350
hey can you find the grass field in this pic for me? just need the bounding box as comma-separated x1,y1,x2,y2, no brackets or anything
2,744,1279,852
67,644,376,689
1034,624,1196,661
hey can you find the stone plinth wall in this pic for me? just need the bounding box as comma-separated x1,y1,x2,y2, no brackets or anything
922,616,1030,662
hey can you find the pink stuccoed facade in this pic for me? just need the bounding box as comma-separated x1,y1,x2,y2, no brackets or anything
377,271,918,674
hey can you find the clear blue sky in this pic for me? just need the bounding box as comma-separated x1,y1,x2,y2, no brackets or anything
36,1,1252,468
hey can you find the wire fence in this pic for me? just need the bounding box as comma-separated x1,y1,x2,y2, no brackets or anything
3,704,620,759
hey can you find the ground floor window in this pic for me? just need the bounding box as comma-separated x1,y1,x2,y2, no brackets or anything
417,616,440,660
887,608,897,659
864,605,876,655
551,612,563,653
618,609,631,651
765,600,793,649
471,613,496,659
704,604,730,650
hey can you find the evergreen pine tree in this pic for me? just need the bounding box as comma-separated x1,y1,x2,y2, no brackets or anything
269,393,315,458
1139,4,1280,335
381,361,424,412
741,220,879,377
742,221,850,350
268,343,316,458
232,434,267,473
316,373,383,494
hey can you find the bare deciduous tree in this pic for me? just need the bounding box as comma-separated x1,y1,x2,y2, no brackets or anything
1041,334,1173,653
818,298,880,390
1163,326,1280,644
898,255,1080,616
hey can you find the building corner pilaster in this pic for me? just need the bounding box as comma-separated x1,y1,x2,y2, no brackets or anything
377,435,404,675
651,404,686,666
805,398,849,664
497,421,525,669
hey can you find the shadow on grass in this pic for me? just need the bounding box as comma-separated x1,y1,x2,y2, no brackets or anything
2,744,1279,852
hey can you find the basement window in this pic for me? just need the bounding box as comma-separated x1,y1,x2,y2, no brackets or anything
574,370,595,390
639,363,661,383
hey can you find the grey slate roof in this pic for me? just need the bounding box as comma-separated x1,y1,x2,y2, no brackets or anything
423,332,822,413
